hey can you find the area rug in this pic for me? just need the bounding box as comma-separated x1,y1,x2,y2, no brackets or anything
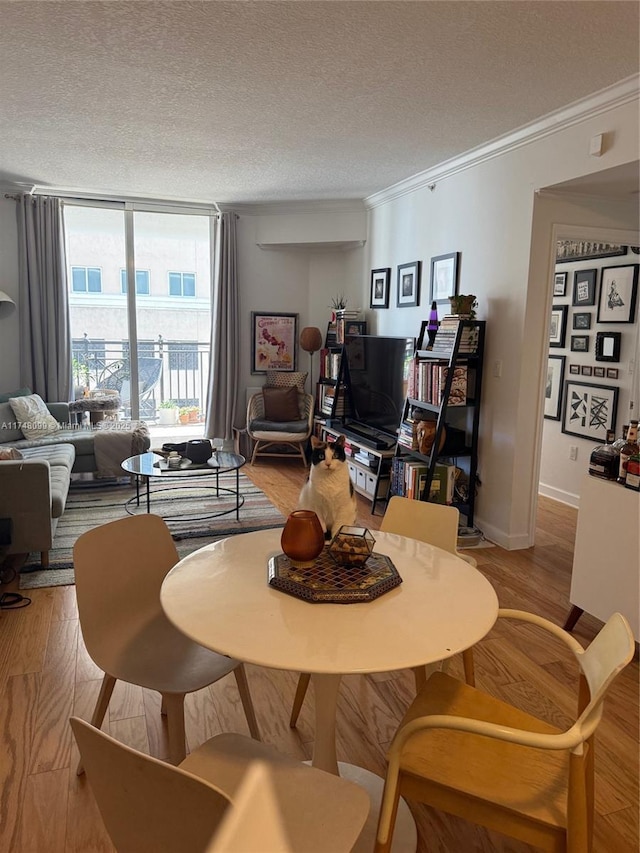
19,473,285,589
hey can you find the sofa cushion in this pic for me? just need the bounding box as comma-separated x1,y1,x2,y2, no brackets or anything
21,443,76,473
0,401,25,441
0,446,23,460
262,386,301,421
0,387,32,403
9,394,60,439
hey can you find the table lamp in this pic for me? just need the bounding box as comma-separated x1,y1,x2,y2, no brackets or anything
299,326,323,392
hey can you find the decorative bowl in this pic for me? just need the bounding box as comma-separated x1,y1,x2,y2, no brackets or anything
329,526,376,568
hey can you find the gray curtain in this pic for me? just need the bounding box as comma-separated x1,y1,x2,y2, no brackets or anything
205,212,238,441
16,195,71,401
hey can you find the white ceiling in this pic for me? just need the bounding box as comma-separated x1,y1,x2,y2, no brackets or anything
1,1,638,204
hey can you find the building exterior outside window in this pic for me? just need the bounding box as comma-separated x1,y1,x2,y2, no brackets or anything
72,266,102,293
169,271,196,297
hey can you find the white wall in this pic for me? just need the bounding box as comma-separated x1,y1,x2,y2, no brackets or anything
363,97,639,548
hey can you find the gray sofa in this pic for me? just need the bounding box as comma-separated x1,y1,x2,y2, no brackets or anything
0,395,149,566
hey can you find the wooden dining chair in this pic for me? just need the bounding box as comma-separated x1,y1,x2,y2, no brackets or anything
289,497,478,727
375,609,635,853
73,514,260,771
70,717,369,853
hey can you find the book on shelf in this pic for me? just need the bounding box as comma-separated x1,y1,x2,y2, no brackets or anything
429,316,480,354
429,463,457,504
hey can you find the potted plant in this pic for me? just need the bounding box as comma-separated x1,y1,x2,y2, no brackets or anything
178,406,190,425
158,399,179,426
448,294,477,318
187,405,199,423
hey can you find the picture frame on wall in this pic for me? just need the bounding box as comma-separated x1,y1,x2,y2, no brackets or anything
572,312,591,330
572,269,597,307
397,261,421,308
595,331,621,362
597,264,639,323
549,304,568,348
370,267,390,309
561,380,618,442
581,366,593,376
251,311,298,374
606,368,619,379
571,335,589,353
553,272,567,296
556,241,627,263
594,367,605,378
429,252,460,304
544,355,565,420
569,364,580,375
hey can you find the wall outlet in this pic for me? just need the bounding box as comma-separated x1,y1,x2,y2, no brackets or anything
492,360,502,378
569,445,578,461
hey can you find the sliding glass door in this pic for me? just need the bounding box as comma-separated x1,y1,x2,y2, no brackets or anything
65,203,212,426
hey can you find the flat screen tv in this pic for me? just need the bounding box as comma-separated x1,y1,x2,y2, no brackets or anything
342,335,415,439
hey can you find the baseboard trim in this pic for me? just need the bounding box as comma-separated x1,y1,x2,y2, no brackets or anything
538,483,579,509
473,517,531,551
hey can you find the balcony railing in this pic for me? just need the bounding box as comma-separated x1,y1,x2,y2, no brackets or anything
72,334,210,420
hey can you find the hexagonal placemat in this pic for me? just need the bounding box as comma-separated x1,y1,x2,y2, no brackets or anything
267,546,402,603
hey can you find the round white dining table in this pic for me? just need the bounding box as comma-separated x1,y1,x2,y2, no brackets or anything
161,527,498,852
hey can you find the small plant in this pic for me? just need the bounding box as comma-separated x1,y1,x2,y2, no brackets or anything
159,399,177,409
448,294,478,318
330,294,348,310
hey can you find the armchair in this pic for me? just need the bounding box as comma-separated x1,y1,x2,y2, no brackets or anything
246,378,314,467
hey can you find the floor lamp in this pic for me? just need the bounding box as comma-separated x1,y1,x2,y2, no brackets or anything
299,327,323,395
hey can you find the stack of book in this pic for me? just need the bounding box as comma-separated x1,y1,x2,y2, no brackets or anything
429,316,479,355
389,458,457,503
408,361,470,406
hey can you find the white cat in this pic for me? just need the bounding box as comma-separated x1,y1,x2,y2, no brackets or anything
297,435,357,538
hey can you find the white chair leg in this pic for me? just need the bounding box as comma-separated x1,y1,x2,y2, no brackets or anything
162,692,187,765
77,673,117,775
234,664,260,740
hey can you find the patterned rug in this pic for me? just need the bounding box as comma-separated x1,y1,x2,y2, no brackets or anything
19,473,285,589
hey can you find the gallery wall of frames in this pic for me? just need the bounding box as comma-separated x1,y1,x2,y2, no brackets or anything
540,244,639,505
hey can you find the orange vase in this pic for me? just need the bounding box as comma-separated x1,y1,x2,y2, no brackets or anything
281,510,325,568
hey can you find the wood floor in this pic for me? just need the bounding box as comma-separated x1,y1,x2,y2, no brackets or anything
0,461,637,852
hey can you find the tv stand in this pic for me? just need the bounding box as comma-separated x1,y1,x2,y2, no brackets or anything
341,423,393,450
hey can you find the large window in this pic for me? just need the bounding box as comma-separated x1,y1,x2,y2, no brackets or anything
72,266,102,293
169,271,196,297
120,269,150,295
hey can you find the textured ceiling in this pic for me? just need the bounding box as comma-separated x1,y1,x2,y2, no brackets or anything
0,1,638,204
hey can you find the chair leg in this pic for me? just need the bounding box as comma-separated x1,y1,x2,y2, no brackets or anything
76,673,117,775
162,692,187,765
250,440,261,466
374,771,402,853
234,664,261,740
412,665,427,693
462,648,476,686
289,672,312,727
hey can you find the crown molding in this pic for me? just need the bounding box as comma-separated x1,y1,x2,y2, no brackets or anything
228,199,366,216
256,240,365,252
365,75,640,209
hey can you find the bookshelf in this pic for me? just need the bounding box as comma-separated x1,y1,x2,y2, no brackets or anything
393,318,486,527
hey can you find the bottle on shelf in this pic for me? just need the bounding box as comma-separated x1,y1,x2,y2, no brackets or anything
588,429,619,480
612,424,629,453
617,420,639,485
625,451,640,491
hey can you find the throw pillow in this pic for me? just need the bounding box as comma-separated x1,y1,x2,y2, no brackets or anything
8,394,60,439
0,446,23,460
262,386,301,421
265,371,308,392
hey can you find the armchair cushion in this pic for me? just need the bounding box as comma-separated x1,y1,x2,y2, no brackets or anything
265,370,307,392
262,386,300,422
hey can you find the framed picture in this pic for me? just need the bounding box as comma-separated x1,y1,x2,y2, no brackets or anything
429,252,460,304
549,305,568,348
397,261,421,308
561,380,618,442
553,272,567,296
597,264,639,323
345,321,367,337
370,267,390,309
581,366,593,376
595,331,621,362
594,367,605,378
606,368,619,379
544,355,565,420
569,364,580,375
572,269,597,306
251,312,298,374
572,312,591,330
571,335,589,353
556,241,627,263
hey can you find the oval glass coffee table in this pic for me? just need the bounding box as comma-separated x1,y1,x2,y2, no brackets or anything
121,450,246,521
